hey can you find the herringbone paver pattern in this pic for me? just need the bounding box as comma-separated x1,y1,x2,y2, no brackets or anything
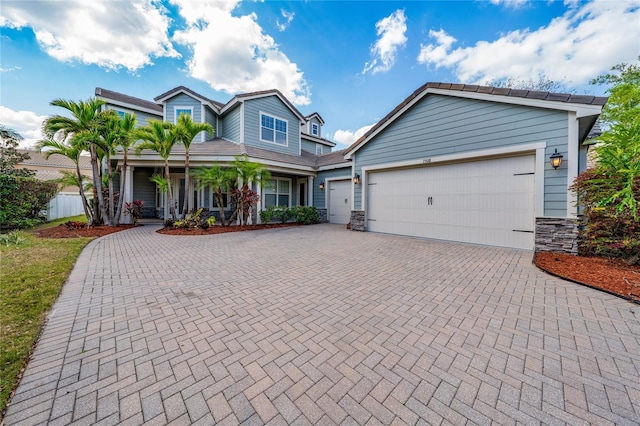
5,224,640,425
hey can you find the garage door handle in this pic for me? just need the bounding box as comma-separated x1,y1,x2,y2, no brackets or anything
345,198,348,204
428,196,433,205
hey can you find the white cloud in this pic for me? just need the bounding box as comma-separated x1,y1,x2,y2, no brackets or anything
0,0,178,71
332,124,375,148
0,65,22,72
417,1,640,86
171,0,310,105
363,10,408,75
277,9,295,32
489,0,529,8
0,106,47,149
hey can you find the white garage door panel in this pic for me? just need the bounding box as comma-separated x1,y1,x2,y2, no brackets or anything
367,155,535,249
328,180,351,224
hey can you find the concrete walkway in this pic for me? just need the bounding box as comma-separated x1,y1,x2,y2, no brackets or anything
5,224,640,425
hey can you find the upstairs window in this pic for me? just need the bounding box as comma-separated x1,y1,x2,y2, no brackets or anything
311,122,319,136
261,113,287,145
116,110,125,119
315,144,323,155
174,107,192,123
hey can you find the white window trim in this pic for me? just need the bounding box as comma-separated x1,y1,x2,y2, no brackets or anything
259,111,288,147
311,122,319,136
174,106,193,124
315,143,323,155
263,177,292,209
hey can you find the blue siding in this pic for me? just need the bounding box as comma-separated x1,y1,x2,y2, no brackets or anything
106,105,160,128
352,95,569,217
314,167,352,208
132,168,158,217
204,106,218,138
164,93,202,124
301,139,316,154
221,105,241,142
243,97,300,156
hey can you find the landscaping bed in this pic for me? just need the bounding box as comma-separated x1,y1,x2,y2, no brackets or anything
157,222,302,235
535,252,640,304
33,224,136,238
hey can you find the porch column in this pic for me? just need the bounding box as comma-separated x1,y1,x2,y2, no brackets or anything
308,176,314,206
256,180,262,224
123,166,134,224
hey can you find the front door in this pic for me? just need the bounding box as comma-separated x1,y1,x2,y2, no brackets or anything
298,182,306,206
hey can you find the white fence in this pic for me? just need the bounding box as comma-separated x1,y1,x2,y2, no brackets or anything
47,193,85,221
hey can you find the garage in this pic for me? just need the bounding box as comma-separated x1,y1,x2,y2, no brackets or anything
328,179,352,224
366,155,535,249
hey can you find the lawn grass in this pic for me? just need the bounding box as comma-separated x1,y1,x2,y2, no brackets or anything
0,215,92,418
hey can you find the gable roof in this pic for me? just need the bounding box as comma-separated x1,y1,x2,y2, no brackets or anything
345,82,608,159
154,86,225,111
95,88,163,115
220,89,306,122
305,112,325,125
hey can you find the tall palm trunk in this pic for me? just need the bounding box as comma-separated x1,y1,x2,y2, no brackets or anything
215,188,227,226
89,143,109,225
182,150,190,219
114,153,128,224
76,162,93,223
107,157,115,225
165,162,176,220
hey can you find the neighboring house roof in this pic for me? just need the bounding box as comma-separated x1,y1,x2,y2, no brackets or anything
18,150,92,170
305,112,325,125
345,82,608,159
301,133,336,147
220,89,306,122
154,86,225,111
95,87,163,115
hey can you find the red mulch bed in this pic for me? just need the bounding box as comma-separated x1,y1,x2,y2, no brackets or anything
157,222,302,235
33,224,136,238
535,252,640,304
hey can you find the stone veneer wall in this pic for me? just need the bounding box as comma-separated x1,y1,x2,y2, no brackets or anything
317,208,328,223
535,217,580,255
350,210,365,231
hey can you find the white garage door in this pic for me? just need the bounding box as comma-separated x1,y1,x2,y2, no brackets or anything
328,180,352,224
367,155,535,249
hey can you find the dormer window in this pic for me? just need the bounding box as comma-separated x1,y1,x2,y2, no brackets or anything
311,123,319,136
174,107,192,123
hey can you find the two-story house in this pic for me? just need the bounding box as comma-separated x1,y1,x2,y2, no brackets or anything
96,86,351,224
97,82,605,253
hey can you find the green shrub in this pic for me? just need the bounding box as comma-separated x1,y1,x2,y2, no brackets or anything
0,174,57,231
293,206,320,224
572,170,640,260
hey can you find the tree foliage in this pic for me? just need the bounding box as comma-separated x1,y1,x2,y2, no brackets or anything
0,126,57,230
484,73,574,93
572,58,640,261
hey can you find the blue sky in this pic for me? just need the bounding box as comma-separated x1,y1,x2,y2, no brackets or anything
1,0,638,149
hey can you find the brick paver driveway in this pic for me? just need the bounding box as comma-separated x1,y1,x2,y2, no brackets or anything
5,224,640,425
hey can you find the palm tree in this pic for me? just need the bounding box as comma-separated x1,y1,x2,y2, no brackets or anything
43,98,109,226
113,113,138,224
175,114,213,218
135,120,179,220
36,138,94,223
191,165,232,226
228,155,271,225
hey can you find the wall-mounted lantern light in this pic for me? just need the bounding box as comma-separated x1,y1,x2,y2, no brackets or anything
319,181,325,190
353,174,361,184
550,149,564,169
